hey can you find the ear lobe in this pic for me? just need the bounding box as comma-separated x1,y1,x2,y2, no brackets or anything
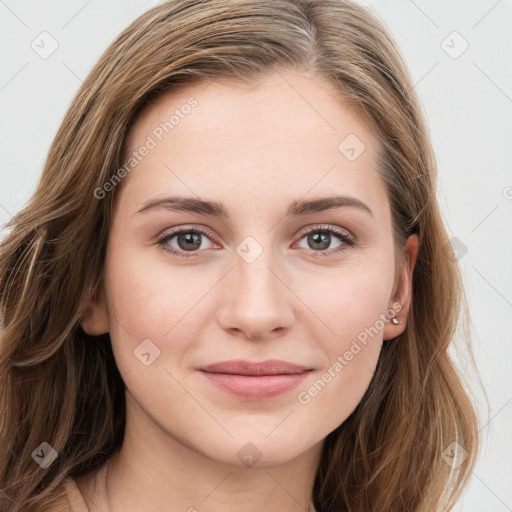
383,234,419,341
80,285,109,335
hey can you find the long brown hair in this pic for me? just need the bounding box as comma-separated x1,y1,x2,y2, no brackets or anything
0,1,479,510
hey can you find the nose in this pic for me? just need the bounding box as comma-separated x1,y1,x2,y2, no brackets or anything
216,244,295,341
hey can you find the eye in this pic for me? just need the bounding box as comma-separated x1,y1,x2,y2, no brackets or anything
156,226,217,258
294,225,356,258
156,224,356,259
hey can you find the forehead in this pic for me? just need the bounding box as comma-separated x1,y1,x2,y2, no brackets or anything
118,70,387,217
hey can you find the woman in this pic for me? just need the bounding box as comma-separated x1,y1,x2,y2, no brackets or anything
0,0,479,510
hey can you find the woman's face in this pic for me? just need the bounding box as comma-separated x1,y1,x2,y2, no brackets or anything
84,69,416,467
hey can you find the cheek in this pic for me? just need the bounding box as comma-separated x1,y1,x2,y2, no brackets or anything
291,259,393,426
295,254,394,349
103,243,214,371
296,337,381,438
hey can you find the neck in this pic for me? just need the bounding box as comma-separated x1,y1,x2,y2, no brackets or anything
78,392,322,512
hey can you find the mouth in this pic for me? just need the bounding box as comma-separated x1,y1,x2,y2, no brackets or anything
197,359,313,400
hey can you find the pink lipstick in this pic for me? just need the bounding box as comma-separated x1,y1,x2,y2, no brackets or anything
198,359,313,400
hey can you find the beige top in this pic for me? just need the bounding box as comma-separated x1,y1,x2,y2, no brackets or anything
48,477,89,512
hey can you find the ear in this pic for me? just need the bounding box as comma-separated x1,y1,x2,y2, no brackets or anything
80,283,109,335
383,234,419,341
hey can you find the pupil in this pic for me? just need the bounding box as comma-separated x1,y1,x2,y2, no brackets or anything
310,231,329,250
178,232,201,251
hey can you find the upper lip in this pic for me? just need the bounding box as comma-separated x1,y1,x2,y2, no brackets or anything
199,359,312,376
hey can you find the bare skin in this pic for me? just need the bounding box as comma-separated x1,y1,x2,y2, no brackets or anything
78,69,418,512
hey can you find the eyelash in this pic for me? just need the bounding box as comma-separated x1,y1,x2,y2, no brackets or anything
156,224,356,259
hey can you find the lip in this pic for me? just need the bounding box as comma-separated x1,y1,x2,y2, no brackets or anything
198,359,313,400
199,359,312,375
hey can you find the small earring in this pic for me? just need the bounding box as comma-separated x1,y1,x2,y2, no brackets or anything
391,317,400,325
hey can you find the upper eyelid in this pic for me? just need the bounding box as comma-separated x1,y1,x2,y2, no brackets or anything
298,224,352,237
158,223,354,245
158,225,219,244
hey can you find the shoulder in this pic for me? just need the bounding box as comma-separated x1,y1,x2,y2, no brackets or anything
44,477,89,512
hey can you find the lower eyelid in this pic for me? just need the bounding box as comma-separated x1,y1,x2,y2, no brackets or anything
157,226,355,257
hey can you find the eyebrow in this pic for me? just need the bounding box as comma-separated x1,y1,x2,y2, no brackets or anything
133,194,373,218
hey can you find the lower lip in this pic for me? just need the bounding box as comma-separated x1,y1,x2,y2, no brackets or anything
199,371,311,400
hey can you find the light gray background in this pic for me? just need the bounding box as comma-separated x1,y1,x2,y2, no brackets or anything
1,1,511,510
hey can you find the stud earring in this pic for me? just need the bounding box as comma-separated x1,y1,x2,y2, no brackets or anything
391,317,400,325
